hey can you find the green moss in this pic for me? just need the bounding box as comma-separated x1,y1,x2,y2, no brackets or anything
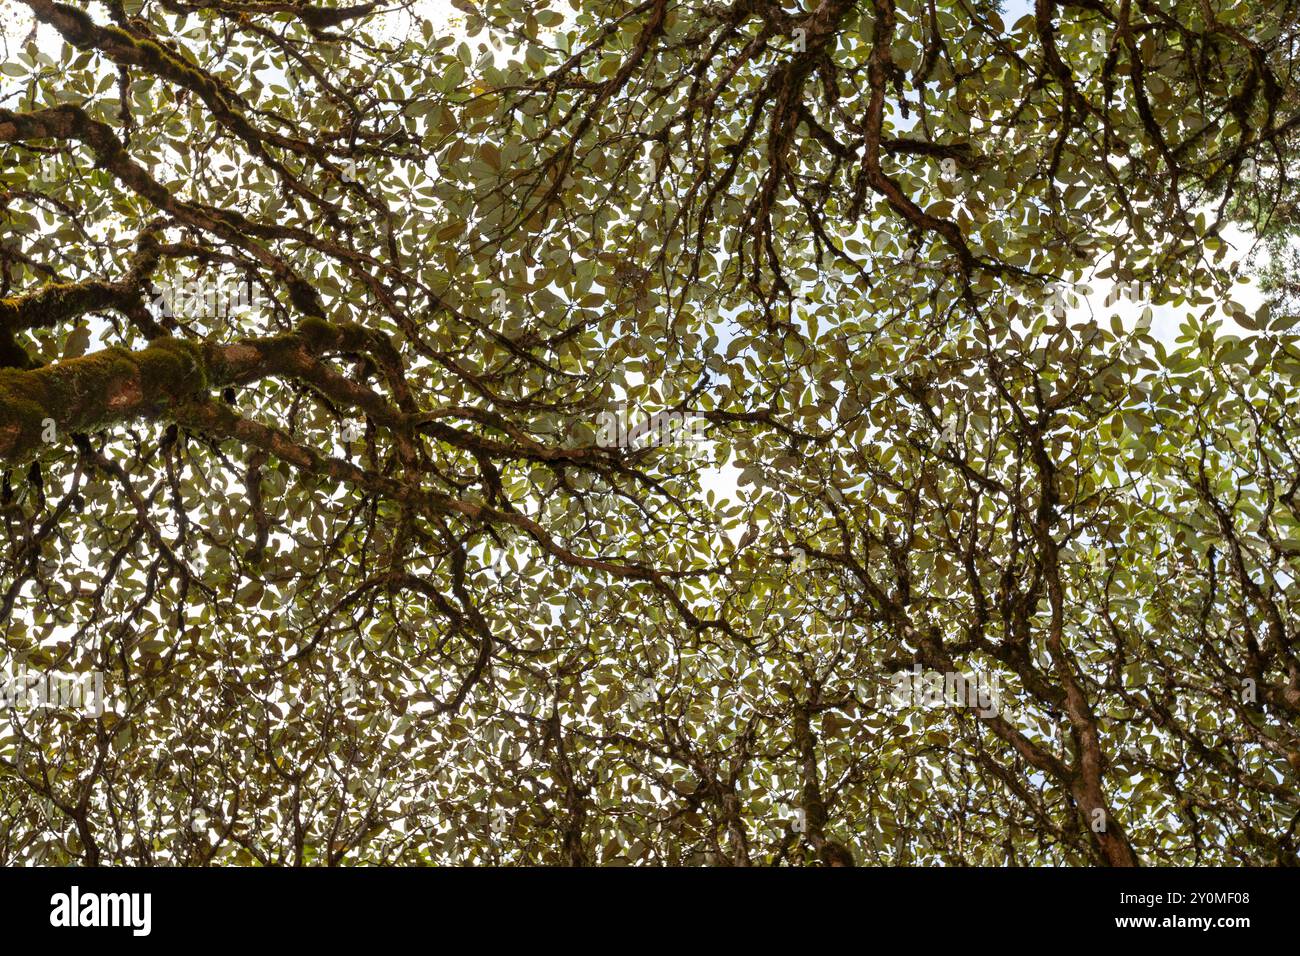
0,337,210,460
1,282,87,333
0,368,48,439
297,316,337,348
24,347,127,425
138,337,207,396
134,349,186,395
0,368,54,462
334,321,371,351
295,318,377,355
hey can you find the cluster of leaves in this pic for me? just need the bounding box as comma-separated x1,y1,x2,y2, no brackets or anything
0,0,1297,865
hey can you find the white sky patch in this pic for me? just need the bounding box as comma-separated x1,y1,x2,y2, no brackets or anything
1047,218,1269,347
0,0,68,58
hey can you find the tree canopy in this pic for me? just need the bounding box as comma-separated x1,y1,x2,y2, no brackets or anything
1,0,1298,866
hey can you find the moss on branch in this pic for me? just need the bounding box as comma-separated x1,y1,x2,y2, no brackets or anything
0,319,371,463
